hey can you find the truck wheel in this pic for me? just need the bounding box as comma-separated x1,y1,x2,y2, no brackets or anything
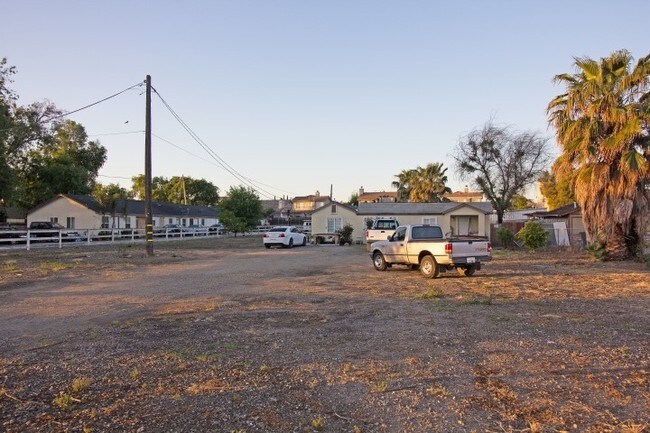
373,252,387,271
419,256,439,279
457,266,476,277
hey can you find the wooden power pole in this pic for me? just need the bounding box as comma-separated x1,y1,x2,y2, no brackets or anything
144,75,154,256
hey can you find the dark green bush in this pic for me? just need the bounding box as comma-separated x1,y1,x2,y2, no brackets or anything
516,221,548,250
337,224,354,245
496,226,515,249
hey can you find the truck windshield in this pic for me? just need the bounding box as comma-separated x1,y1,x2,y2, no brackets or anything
411,226,443,240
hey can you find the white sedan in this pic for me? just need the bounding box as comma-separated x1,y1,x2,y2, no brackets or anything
263,226,307,249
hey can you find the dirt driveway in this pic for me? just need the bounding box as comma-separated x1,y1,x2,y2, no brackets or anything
1,238,648,433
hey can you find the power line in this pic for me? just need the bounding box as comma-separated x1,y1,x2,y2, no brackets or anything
0,82,145,134
47,81,145,121
151,86,281,199
89,130,144,137
153,133,297,197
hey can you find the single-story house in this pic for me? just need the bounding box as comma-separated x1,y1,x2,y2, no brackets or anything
0,206,27,225
311,201,494,243
27,194,219,230
526,202,585,247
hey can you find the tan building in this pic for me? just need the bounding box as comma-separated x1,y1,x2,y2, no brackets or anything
291,191,331,216
311,201,494,243
27,194,219,230
444,186,484,203
357,186,397,203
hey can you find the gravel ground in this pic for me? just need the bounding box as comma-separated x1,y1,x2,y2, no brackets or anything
0,237,648,433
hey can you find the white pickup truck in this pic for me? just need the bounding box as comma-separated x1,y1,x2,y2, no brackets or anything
369,224,492,278
365,218,399,244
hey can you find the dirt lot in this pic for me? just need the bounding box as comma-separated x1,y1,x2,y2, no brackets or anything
0,238,648,433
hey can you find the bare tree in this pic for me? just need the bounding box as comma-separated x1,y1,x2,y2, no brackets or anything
453,121,551,223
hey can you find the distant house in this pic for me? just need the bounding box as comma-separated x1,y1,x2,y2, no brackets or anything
357,186,397,203
311,201,494,243
260,198,292,222
291,191,331,219
0,206,27,225
444,186,484,203
27,194,219,230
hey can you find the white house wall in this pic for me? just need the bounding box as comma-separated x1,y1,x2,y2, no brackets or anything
27,196,100,229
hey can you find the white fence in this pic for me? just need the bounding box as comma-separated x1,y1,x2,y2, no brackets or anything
0,227,242,251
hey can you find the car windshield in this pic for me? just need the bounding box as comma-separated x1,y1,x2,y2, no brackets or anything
269,227,287,232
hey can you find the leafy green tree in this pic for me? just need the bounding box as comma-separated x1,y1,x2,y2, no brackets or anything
92,183,134,224
347,192,359,206
538,168,576,210
131,174,171,202
1,59,62,207
219,186,262,235
516,221,549,250
547,50,650,260
453,121,551,224
391,163,452,203
21,120,106,208
131,175,219,205
509,194,535,210
496,226,516,249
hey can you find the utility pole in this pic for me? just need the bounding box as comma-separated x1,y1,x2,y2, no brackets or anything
144,75,154,256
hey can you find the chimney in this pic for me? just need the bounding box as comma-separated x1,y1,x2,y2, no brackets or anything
463,185,469,193
359,186,364,196
315,190,320,197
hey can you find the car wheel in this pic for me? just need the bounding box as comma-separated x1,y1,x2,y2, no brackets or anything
372,252,387,271
457,266,475,277
288,238,294,248
419,255,439,279
301,237,307,246
265,244,271,249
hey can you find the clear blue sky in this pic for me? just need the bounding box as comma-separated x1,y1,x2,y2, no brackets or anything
3,1,649,201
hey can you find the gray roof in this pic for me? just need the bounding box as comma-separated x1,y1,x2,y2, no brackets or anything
357,202,494,215
113,199,218,218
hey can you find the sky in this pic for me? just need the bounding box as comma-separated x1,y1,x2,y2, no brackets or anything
3,0,649,202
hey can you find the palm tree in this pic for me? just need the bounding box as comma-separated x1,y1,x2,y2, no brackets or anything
392,163,452,203
547,50,650,260
391,169,417,202
410,163,452,203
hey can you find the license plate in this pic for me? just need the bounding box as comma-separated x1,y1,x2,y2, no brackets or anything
467,257,476,264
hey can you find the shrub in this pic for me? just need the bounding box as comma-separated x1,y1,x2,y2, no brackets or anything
516,221,548,250
496,226,515,249
337,224,354,245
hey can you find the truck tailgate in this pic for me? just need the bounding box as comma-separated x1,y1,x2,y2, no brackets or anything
449,240,491,263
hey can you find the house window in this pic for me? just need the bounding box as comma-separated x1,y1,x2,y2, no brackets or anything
422,217,438,225
189,218,194,226
327,217,342,233
50,217,59,224
201,218,205,225
66,217,75,229
168,218,173,224
331,204,337,213
101,216,109,229
125,217,131,229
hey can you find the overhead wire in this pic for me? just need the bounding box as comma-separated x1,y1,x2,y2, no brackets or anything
151,86,282,199
153,133,297,197
47,81,145,121
0,81,145,134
